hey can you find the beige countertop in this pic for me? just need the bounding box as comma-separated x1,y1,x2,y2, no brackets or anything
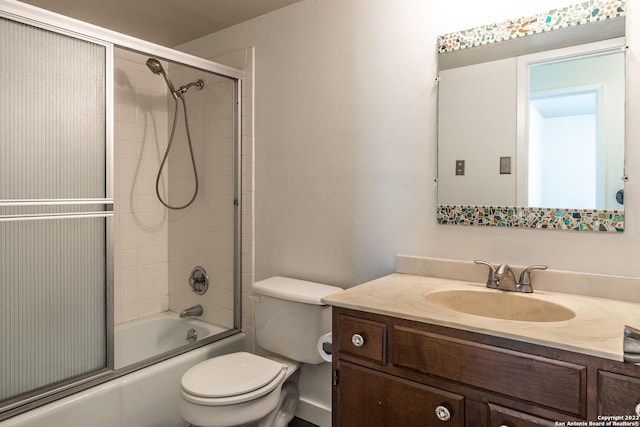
322,273,640,362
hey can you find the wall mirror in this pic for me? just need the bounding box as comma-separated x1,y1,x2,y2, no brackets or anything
436,0,626,232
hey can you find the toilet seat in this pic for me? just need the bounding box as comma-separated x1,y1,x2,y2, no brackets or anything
181,352,287,406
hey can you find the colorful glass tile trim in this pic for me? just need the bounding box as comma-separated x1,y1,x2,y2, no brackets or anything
438,0,626,53
437,205,624,232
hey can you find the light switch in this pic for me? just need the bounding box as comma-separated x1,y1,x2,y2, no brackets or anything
500,157,511,174
455,160,465,176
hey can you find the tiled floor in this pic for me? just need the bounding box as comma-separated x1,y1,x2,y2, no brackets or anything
288,417,318,427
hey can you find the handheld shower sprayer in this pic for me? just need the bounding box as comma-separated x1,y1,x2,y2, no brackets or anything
145,58,204,99
146,57,205,210
146,58,178,99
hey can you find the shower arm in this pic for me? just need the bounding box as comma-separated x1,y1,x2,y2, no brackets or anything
176,79,204,97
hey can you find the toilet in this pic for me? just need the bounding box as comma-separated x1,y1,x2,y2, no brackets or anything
178,276,342,427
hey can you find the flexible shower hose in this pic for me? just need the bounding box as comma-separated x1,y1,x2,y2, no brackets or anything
155,95,199,210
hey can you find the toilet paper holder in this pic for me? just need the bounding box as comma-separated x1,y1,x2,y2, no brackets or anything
317,332,333,363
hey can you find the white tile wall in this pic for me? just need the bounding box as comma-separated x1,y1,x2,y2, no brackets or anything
166,63,235,329
114,50,170,324
113,48,251,330
166,53,254,331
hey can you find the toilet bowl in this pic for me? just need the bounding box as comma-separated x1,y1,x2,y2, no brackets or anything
179,352,299,427
178,276,342,427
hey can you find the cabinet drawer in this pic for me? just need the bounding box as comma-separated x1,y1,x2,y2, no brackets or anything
488,404,555,427
598,371,640,417
338,362,464,427
392,326,587,416
337,315,387,364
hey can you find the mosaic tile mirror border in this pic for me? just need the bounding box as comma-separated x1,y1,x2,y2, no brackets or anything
437,205,624,232
438,0,626,53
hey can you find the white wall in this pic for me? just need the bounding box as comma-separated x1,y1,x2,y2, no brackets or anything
179,0,640,286
179,0,435,286
438,58,517,206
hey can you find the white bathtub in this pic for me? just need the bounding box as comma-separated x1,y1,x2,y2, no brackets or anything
1,316,245,427
114,311,228,369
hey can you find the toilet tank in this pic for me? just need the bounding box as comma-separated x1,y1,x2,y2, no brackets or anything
252,277,342,364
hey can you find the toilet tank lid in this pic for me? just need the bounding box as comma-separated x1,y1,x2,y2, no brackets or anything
252,276,342,305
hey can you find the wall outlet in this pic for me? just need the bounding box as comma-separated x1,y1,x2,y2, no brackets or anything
455,160,465,176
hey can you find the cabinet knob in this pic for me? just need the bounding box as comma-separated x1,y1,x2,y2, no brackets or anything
351,333,365,347
636,402,640,416
435,405,451,421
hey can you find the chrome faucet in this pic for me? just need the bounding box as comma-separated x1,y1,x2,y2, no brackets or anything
474,260,547,293
179,304,203,318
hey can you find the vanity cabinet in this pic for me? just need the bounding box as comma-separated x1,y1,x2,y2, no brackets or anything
338,362,464,426
332,307,640,427
487,404,559,427
597,371,640,417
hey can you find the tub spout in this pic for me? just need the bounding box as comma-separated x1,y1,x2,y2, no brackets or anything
179,305,203,318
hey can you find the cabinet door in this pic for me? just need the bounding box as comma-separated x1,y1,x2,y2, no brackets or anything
488,403,556,427
336,362,464,427
598,371,640,417
337,315,387,364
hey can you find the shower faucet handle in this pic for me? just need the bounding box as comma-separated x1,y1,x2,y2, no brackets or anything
189,266,209,295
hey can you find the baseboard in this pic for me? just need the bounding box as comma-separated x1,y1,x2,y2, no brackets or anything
295,397,331,427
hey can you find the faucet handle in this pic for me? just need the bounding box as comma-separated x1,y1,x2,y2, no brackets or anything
474,260,496,272
519,265,548,285
474,260,498,288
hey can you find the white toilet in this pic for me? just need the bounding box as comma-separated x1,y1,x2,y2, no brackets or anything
178,276,342,427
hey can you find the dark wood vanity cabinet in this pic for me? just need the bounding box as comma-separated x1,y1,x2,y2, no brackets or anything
332,307,640,427
597,371,640,417
338,362,465,426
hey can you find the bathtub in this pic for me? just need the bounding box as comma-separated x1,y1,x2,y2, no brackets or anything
114,311,228,369
1,315,245,427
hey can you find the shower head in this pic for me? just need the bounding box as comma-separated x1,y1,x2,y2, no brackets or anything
146,58,164,75
146,58,178,99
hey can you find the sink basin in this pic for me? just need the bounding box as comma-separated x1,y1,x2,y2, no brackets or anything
425,289,576,322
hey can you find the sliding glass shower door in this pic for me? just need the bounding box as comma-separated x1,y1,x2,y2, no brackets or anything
0,15,113,407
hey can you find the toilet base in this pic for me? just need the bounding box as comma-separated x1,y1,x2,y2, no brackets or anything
258,381,299,427
180,381,299,427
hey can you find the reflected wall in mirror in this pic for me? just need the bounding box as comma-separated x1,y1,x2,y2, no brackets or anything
518,41,625,210
436,0,626,232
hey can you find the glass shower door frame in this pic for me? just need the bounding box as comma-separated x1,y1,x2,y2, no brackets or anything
0,11,115,417
0,0,244,420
